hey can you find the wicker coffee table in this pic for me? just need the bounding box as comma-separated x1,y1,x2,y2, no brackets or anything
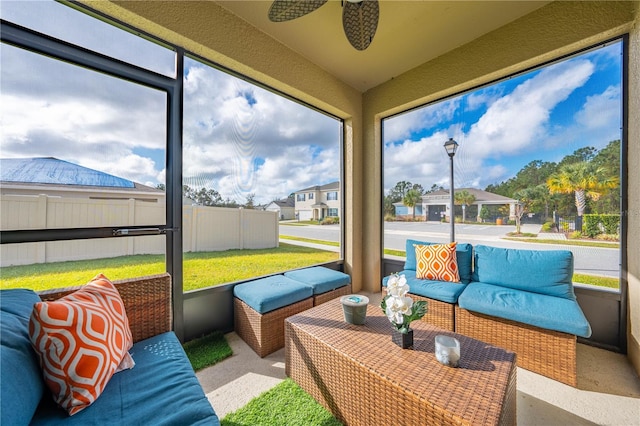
285,298,517,426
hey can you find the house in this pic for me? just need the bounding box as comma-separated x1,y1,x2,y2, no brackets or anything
293,181,340,221
394,188,517,222
264,197,295,220
0,157,164,203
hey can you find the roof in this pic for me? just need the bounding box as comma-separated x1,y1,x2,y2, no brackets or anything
422,188,516,203
0,157,159,192
272,198,294,208
295,181,340,193
1,157,134,188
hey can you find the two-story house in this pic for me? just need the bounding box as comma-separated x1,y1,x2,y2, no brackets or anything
293,181,340,221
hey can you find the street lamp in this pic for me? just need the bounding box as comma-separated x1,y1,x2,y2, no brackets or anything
444,138,458,242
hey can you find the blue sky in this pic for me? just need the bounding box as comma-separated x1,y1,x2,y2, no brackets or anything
383,41,622,193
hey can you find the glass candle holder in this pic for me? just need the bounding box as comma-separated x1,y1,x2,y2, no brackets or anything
435,335,460,367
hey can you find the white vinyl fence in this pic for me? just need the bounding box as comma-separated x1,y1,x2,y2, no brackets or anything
0,194,278,267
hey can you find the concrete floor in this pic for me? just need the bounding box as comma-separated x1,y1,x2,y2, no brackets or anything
197,296,640,425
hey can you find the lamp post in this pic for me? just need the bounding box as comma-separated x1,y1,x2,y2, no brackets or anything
444,138,458,242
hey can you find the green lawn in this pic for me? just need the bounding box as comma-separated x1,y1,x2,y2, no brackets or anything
0,243,338,291
222,379,342,426
182,331,233,371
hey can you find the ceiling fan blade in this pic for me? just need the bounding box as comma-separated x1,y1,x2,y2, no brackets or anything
342,0,379,51
268,0,328,22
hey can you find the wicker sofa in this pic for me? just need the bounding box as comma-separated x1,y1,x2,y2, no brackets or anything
382,239,474,330
0,273,220,425
383,241,591,387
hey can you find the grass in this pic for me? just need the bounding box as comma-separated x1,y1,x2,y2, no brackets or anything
221,378,342,426
0,243,338,291
574,273,620,289
182,331,233,371
502,237,619,249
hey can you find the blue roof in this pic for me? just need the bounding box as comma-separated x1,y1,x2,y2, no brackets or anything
0,157,135,188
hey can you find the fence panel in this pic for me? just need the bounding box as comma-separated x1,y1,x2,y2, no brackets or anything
1,195,279,267
241,209,279,249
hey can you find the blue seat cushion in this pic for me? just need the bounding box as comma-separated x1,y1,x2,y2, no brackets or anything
403,239,473,284
233,275,313,314
382,270,467,304
1,289,45,426
459,283,592,338
284,266,351,295
31,331,219,425
472,245,576,300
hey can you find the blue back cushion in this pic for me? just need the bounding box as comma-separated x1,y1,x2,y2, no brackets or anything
472,245,576,299
1,289,45,426
403,239,473,284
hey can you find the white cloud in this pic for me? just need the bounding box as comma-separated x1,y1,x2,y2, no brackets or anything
382,58,597,191
575,85,620,129
181,61,341,203
465,59,594,160
383,98,459,142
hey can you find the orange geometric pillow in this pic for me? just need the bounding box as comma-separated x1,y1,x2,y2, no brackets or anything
28,274,134,416
414,243,460,283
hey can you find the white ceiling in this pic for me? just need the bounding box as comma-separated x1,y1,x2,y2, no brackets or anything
216,1,549,92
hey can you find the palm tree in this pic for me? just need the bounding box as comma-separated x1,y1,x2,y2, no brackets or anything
546,162,619,217
403,189,422,220
454,190,476,223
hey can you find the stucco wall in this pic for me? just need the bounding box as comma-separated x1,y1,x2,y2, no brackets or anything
627,1,640,376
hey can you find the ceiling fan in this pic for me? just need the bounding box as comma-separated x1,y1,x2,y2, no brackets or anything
268,0,379,51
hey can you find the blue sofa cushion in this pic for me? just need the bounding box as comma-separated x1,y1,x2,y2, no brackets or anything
472,245,576,300
403,240,473,284
459,283,592,338
31,331,219,425
382,270,467,304
233,275,313,314
1,289,45,426
284,266,351,295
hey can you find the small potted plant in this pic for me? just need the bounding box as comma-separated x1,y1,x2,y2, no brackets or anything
381,273,427,349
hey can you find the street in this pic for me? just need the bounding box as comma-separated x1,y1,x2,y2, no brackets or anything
280,221,620,278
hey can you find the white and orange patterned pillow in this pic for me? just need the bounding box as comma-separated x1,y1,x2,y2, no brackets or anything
414,243,461,283
28,274,134,416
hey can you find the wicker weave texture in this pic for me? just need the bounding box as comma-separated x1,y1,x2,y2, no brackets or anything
313,284,352,306
235,297,313,358
38,273,172,343
455,307,577,387
286,299,516,426
382,288,455,331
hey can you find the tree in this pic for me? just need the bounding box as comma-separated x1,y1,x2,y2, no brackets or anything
385,181,424,217
557,146,597,168
512,186,546,233
546,162,619,218
591,140,621,214
244,193,256,209
479,206,491,223
454,190,476,223
403,189,422,220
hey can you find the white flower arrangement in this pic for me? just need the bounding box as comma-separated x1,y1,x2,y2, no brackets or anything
381,273,427,334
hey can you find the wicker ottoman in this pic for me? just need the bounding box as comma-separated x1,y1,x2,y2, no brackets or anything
234,275,313,357
284,266,352,306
